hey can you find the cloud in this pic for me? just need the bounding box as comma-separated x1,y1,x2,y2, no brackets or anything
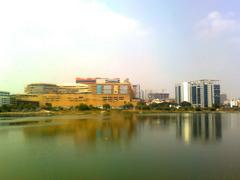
195,11,240,39
0,0,148,55
0,0,153,93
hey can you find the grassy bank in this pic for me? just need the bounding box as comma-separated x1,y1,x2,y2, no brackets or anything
0,111,56,117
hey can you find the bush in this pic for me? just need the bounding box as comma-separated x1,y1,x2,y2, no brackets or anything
76,103,90,111
157,102,171,110
52,106,64,111
180,101,192,108
149,103,159,110
0,105,12,112
43,103,53,111
149,102,176,111
0,103,40,112
210,107,216,111
103,104,111,110
136,102,150,110
122,103,134,110
163,107,172,111
194,107,201,111
213,104,220,109
89,105,100,110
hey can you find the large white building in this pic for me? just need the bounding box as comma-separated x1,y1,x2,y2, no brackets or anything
0,91,11,107
175,80,221,108
175,82,190,103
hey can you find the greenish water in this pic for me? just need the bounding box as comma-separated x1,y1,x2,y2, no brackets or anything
0,112,240,180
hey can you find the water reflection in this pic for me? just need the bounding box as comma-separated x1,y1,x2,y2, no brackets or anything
137,114,177,130
176,113,222,144
20,113,223,149
22,113,138,150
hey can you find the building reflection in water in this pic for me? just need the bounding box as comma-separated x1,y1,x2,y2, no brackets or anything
137,114,176,130
22,112,223,149
22,112,138,151
22,113,179,152
176,113,222,144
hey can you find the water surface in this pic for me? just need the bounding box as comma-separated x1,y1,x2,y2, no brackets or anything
0,112,240,180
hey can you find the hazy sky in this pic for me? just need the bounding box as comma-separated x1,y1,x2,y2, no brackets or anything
0,0,240,98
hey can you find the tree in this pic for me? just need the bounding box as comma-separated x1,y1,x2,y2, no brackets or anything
89,105,100,110
149,103,159,110
103,104,111,110
122,103,134,110
157,102,171,110
44,103,53,111
0,105,12,112
210,107,216,111
213,104,220,109
148,102,174,111
180,101,192,107
136,102,150,110
77,103,90,111
195,107,202,111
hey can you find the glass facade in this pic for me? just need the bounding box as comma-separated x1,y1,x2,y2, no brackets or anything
175,87,178,103
204,85,208,108
197,87,201,104
103,85,112,94
213,84,220,106
25,84,58,94
97,85,102,94
178,86,181,103
0,92,10,96
120,85,128,94
192,86,197,104
176,80,220,108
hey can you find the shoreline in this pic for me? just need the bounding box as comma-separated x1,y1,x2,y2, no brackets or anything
0,109,240,117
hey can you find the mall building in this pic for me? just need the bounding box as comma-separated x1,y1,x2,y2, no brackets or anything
15,78,135,108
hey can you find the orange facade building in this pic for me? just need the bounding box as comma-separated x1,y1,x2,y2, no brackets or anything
16,78,135,108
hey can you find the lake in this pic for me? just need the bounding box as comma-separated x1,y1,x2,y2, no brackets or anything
0,112,240,180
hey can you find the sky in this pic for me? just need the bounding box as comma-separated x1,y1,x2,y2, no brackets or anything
0,0,240,98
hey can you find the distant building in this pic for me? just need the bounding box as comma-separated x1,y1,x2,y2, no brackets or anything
132,84,141,99
220,94,227,105
143,89,153,100
0,91,10,107
148,93,169,101
175,80,221,108
230,99,240,108
141,90,145,100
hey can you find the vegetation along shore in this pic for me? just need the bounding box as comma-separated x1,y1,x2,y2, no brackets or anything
0,101,239,118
